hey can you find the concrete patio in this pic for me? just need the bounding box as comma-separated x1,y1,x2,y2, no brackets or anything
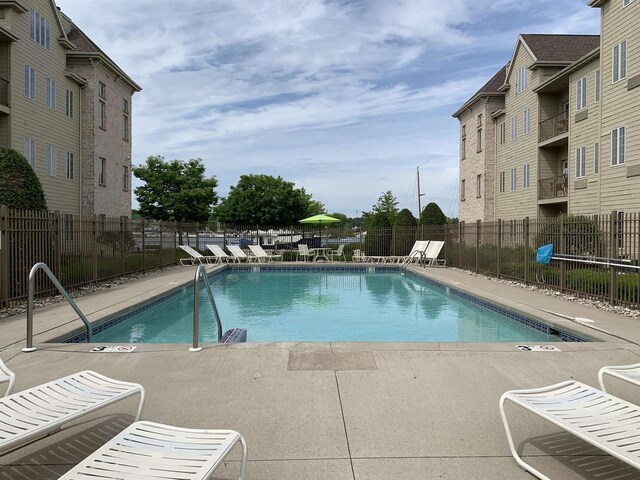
1,265,640,479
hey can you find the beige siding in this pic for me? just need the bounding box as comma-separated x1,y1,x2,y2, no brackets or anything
494,42,539,220
568,59,601,215
4,0,82,213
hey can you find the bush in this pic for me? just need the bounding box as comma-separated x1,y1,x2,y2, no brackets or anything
0,148,47,209
535,215,606,257
364,212,391,256
392,209,417,256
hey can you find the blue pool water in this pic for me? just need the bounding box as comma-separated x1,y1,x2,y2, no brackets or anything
91,270,565,343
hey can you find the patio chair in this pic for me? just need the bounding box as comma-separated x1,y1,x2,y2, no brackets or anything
500,380,640,479
352,249,365,262
206,244,232,263
399,240,431,265
59,421,247,480
0,367,145,455
248,244,283,263
422,240,446,267
178,245,215,266
227,244,258,263
598,362,640,393
296,244,315,262
0,359,16,397
329,244,346,262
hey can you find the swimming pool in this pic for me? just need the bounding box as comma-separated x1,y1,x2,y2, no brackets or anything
83,267,583,343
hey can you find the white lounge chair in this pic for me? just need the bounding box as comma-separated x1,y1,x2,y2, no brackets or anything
422,240,446,266
328,244,346,262
352,249,365,263
248,244,283,263
59,421,247,480
296,244,315,262
179,245,215,266
500,380,640,479
0,368,144,455
206,244,232,263
227,244,258,263
0,359,16,397
398,240,431,265
599,362,640,392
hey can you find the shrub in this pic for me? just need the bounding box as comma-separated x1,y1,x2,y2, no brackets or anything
392,209,417,256
0,148,47,210
364,212,391,256
535,215,606,257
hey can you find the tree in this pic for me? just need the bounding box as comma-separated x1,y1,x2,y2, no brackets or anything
329,212,348,226
363,190,399,227
214,174,321,225
392,208,417,255
364,212,392,256
0,148,47,210
419,202,447,241
133,156,218,223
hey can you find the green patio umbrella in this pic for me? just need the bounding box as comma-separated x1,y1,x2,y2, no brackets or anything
299,214,340,246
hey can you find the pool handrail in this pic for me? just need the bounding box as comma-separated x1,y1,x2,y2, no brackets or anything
23,262,92,352
191,263,223,352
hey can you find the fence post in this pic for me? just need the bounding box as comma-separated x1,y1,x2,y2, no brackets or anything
195,223,200,250
53,211,62,279
173,222,178,265
223,225,227,248
256,225,259,246
120,216,126,274
497,219,502,278
559,215,565,293
610,211,618,305
475,219,481,273
159,221,163,270
0,205,8,308
458,222,463,268
92,215,98,283
141,218,146,273
523,217,530,284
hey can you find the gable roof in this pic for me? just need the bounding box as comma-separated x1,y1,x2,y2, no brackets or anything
60,11,141,92
520,34,601,63
452,64,507,118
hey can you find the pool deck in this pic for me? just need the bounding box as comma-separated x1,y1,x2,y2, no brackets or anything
2,263,640,479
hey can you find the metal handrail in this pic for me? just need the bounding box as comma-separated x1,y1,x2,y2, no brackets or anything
400,250,426,271
191,264,222,352
23,262,92,353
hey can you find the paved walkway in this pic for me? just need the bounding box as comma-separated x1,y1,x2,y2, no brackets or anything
1,264,640,479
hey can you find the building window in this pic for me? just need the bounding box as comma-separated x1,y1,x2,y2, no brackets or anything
29,10,50,50
477,114,482,127
65,89,74,118
510,168,517,191
46,145,56,176
499,122,505,144
461,124,466,137
611,127,626,165
576,146,586,178
623,0,634,7
460,179,466,201
66,152,74,179
499,171,505,193
476,174,481,198
24,65,35,99
46,78,56,110
123,110,129,141
613,41,627,83
576,77,587,111
515,66,528,95
99,157,106,185
523,163,530,189
523,109,531,134
123,166,129,191
99,82,106,99
595,70,600,103
99,101,106,130
476,128,482,152
594,143,599,174
511,116,517,140
24,138,36,169
461,137,466,159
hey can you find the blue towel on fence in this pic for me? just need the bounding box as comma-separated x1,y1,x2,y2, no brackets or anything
536,244,554,265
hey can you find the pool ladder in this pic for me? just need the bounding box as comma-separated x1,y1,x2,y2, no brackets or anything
190,264,223,352
400,250,426,272
23,262,93,353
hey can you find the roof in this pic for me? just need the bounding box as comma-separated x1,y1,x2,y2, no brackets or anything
452,65,507,118
534,47,600,93
61,13,142,92
520,34,601,63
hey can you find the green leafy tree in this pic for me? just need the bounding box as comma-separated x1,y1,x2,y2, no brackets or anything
133,156,218,223
392,208,417,255
0,148,47,210
364,212,392,256
330,212,348,226
215,174,321,225
419,202,447,241
363,190,400,227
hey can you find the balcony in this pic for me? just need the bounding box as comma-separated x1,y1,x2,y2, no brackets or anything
0,77,8,108
539,111,568,143
538,174,567,201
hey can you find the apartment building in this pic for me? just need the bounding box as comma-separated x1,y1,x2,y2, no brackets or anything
453,0,639,221
0,0,140,216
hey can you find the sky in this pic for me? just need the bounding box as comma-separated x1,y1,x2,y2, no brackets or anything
57,0,600,219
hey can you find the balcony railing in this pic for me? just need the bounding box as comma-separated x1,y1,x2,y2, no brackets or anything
539,111,568,142
539,174,567,200
0,77,8,107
